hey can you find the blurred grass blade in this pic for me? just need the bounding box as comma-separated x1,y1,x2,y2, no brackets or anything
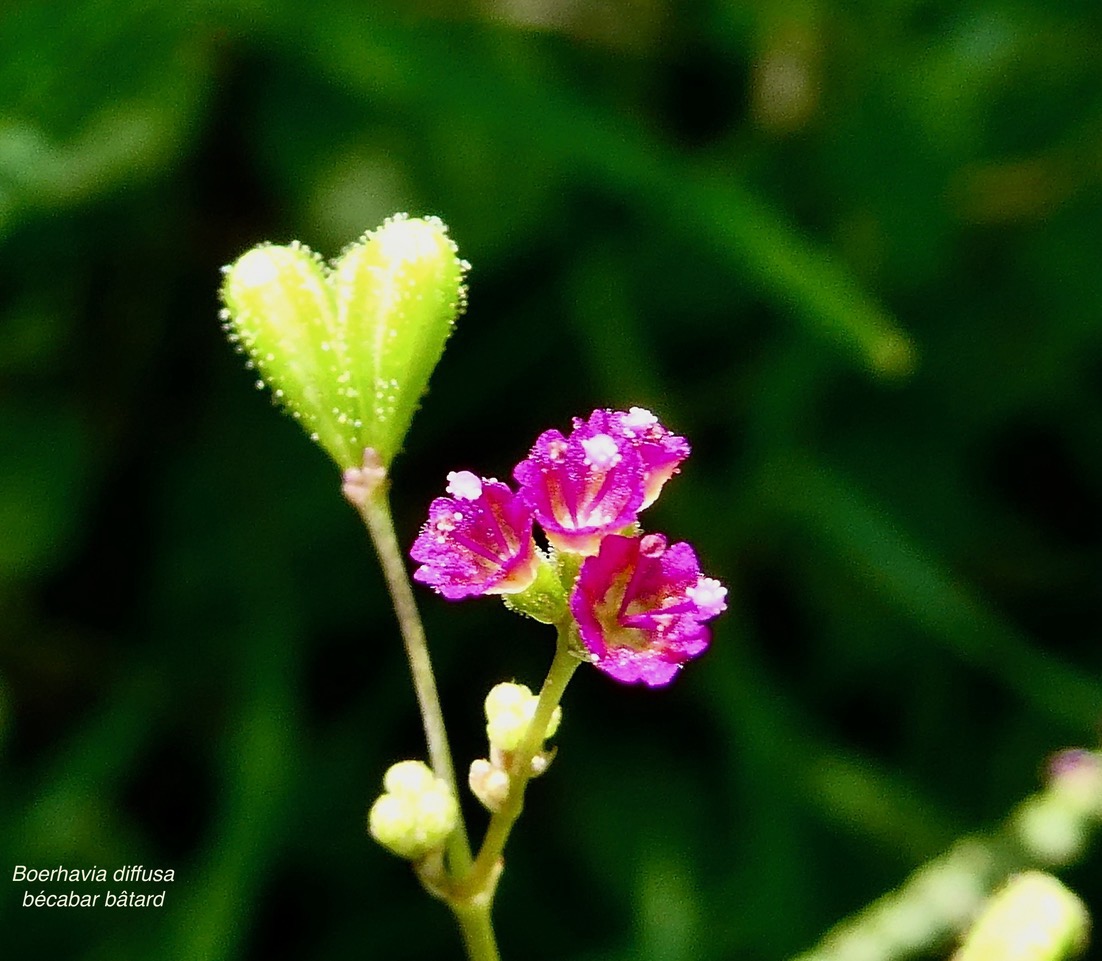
765,455,1102,732
278,14,916,379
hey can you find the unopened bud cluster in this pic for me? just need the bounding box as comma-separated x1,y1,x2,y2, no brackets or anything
469,682,561,812
368,760,459,860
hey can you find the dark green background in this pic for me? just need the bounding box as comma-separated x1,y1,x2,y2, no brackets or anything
2,0,1102,958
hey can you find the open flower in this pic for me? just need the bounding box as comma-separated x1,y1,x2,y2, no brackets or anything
604,407,691,509
570,533,726,686
411,471,539,600
513,408,690,555
513,411,646,554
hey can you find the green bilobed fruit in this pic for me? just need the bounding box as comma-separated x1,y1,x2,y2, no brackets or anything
220,215,467,469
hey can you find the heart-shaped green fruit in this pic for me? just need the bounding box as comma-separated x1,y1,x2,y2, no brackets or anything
220,215,467,468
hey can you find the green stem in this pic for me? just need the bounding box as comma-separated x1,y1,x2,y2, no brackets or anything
453,902,502,961
459,626,581,898
357,486,473,876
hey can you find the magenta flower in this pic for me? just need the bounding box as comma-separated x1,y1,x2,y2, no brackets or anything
606,407,691,509
411,471,540,600
570,533,726,686
514,408,687,555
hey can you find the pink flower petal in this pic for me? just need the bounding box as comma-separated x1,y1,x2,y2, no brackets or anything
411,477,539,600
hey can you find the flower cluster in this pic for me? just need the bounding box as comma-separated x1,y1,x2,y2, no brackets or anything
411,408,726,686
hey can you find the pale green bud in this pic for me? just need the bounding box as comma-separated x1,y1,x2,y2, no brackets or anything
485,681,533,718
415,785,461,839
954,872,1089,961
383,759,438,797
468,758,511,813
484,681,562,753
368,793,420,858
220,215,467,469
368,760,459,860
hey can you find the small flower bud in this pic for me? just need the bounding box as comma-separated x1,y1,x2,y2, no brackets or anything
953,872,1089,961
484,682,561,753
469,758,511,812
529,748,556,777
383,758,439,796
368,794,419,858
484,681,532,717
368,760,459,860
220,214,467,469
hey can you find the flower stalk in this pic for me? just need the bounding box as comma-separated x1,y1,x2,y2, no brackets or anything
453,900,502,961
353,480,473,877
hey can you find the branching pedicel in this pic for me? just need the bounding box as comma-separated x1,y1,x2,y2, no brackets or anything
219,214,725,959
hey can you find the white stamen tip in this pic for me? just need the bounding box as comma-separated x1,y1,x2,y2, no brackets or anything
687,577,727,615
624,407,658,429
581,433,621,470
446,470,483,500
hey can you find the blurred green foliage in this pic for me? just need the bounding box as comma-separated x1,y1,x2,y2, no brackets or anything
1,0,1101,958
